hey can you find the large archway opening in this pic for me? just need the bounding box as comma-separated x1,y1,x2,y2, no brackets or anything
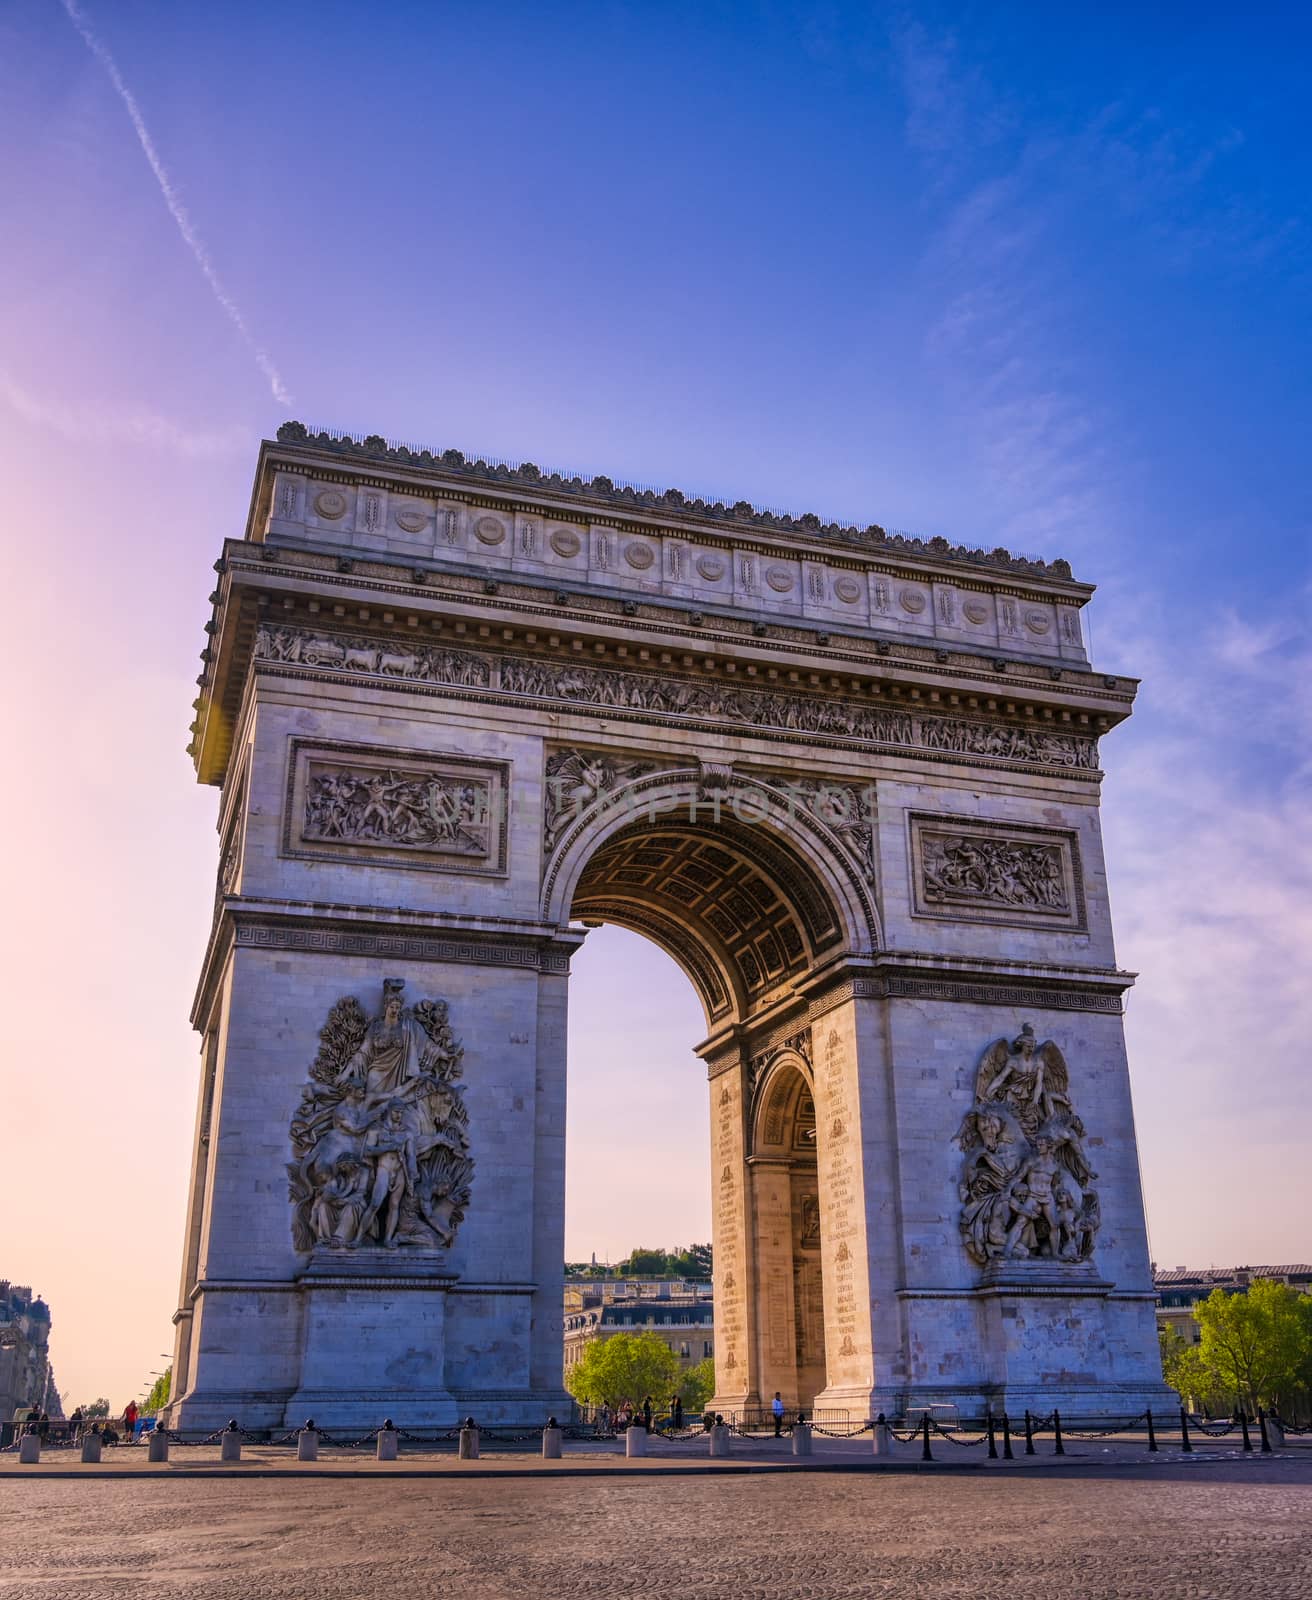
554,791,864,1416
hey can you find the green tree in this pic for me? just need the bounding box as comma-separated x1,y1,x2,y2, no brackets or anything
144,1369,172,1414
1159,1329,1230,1414
564,1331,679,1408
76,1398,110,1418
1193,1281,1312,1412
624,1248,669,1277
679,1356,715,1413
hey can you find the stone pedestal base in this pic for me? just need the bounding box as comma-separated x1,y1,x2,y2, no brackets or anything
281,1258,460,1429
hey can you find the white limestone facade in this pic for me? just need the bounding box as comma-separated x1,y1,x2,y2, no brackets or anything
166,426,1169,1429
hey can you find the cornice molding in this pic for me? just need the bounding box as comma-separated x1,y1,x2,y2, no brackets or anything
190,900,582,1029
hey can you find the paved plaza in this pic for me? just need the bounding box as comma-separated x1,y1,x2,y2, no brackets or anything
2,1449,1308,1599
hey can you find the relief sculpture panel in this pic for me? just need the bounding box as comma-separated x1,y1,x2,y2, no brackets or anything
954,1024,1100,1269
288,979,474,1254
283,740,509,876
908,812,1085,931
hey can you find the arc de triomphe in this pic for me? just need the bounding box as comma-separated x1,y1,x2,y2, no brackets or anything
167,424,1169,1427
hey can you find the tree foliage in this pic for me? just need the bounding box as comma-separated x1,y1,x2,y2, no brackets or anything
564,1331,680,1407
679,1357,715,1413
144,1369,172,1414
75,1398,110,1418
1159,1329,1230,1414
617,1244,712,1278
1162,1283,1312,1413
565,1244,712,1279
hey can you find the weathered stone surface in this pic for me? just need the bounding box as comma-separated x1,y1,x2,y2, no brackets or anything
168,433,1167,1430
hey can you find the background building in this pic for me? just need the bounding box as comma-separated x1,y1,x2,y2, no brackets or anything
563,1278,714,1378
0,1282,54,1422
1154,1264,1312,1342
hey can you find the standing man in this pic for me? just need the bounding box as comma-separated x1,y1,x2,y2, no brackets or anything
641,1395,653,1432
122,1400,138,1442
772,1392,786,1437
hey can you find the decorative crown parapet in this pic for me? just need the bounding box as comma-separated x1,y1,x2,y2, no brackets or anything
274,422,1076,583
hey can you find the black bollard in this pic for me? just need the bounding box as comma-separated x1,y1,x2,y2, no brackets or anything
1024,1408,1035,1455
1002,1412,1014,1460
986,1410,998,1459
1146,1409,1158,1452
1240,1411,1252,1452
1258,1409,1272,1454
1179,1407,1192,1453
921,1414,933,1461
1052,1408,1065,1456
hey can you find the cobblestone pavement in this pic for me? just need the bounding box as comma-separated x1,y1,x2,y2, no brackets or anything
2,1459,1309,1599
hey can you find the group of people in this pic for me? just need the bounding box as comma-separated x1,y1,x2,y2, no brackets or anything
11,1403,53,1440
17,1401,148,1452
593,1395,692,1433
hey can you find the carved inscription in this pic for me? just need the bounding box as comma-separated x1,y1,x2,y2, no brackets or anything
817,1027,863,1374
714,1074,747,1387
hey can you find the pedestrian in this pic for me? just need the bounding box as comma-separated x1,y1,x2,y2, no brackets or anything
122,1400,139,1442
69,1406,84,1444
670,1393,683,1431
24,1404,40,1435
38,1410,50,1442
772,1391,785,1437
642,1396,653,1432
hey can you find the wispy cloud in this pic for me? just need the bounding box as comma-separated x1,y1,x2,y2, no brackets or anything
0,369,251,457
57,0,291,405
890,17,1312,1263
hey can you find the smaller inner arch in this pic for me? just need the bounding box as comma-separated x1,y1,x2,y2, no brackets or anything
748,1054,826,1410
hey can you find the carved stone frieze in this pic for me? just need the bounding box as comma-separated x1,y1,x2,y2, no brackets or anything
254,624,490,688
254,622,1100,776
501,656,1098,771
909,813,1086,931
287,979,474,1254
955,1025,1100,1269
283,740,509,876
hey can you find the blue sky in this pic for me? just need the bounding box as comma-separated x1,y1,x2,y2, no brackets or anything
1,0,1307,1404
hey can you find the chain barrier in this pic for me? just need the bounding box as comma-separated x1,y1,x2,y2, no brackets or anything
1186,1416,1238,1437
1062,1413,1149,1440
928,1419,988,1447
16,1406,1299,1457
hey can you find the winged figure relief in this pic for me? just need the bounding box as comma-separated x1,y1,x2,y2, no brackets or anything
956,1024,1100,1268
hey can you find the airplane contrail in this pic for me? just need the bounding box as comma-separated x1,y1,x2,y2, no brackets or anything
58,0,292,405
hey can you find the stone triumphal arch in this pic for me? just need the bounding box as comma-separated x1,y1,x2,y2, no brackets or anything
167,425,1169,1428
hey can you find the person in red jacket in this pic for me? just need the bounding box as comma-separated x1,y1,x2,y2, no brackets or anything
122,1401,138,1442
